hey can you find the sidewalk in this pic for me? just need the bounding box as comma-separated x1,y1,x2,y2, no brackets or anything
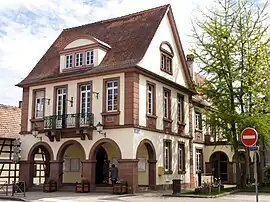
4,190,173,201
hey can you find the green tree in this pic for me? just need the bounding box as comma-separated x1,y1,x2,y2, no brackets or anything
191,0,270,186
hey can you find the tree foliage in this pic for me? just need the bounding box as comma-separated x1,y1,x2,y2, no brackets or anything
191,0,270,185
191,0,270,141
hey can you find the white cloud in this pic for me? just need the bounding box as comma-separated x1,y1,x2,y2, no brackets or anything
0,0,214,105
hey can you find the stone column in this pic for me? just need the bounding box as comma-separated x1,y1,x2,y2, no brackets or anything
189,139,195,188
19,160,33,189
50,160,63,187
118,159,139,193
227,162,234,184
82,160,96,188
148,160,157,189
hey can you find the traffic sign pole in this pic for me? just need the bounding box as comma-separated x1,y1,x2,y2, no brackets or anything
254,151,258,202
241,127,259,202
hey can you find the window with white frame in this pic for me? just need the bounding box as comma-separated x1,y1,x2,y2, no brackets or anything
160,42,173,75
195,112,202,130
56,88,67,118
75,53,83,66
178,94,184,123
164,90,169,118
86,51,94,65
65,55,73,68
80,84,91,116
196,149,203,171
164,141,171,172
34,90,45,118
147,84,154,115
106,80,118,112
178,143,185,172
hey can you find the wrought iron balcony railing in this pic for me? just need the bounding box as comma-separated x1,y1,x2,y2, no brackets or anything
44,113,94,130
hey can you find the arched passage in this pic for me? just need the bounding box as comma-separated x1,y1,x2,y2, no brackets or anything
27,142,54,186
210,151,229,182
89,138,122,185
56,140,86,183
136,139,157,188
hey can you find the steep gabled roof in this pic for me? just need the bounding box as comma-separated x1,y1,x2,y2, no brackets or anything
17,4,170,87
0,104,21,138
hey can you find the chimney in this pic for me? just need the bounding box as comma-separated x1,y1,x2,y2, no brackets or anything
19,101,22,108
186,54,194,80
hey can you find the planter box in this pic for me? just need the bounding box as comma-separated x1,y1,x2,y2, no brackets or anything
113,181,128,194
75,182,90,193
43,181,57,192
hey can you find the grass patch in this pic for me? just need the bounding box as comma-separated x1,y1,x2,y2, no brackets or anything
181,187,236,196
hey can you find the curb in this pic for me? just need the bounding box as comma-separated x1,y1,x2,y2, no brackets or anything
0,196,26,201
163,189,240,198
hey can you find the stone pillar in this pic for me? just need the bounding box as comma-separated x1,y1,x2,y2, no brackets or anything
189,139,195,188
118,159,139,193
82,160,96,188
19,160,33,189
227,162,234,184
50,160,62,187
148,160,157,189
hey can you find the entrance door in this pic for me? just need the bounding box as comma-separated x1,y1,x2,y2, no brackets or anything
95,146,108,184
210,152,228,183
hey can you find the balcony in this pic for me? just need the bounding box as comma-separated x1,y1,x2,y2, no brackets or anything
44,113,94,130
44,113,94,141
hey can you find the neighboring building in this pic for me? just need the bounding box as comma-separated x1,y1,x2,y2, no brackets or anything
0,104,21,185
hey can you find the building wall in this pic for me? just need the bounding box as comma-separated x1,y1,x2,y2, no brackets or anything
138,74,189,134
204,145,234,162
133,129,191,185
27,73,125,132
63,144,84,183
138,12,187,88
137,144,149,185
20,128,134,161
64,39,95,49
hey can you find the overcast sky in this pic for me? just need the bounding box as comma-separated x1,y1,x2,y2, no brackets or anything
0,0,221,106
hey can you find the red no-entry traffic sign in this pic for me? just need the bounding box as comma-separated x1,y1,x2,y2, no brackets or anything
241,127,258,147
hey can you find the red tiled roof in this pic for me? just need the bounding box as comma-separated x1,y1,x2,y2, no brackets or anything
0,104,21,138
17,4,171,87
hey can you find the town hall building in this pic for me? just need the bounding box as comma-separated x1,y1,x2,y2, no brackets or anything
15,4,259,193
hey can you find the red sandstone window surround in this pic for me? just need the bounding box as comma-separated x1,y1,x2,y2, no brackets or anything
163,89,171,119
177,94,184,123
160,41,174,75
178,142,185,173
105,80,119,112
163,139,172,174
195,111,202,130
33,90,45,119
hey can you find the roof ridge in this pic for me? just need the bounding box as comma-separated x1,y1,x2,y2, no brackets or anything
0,104,20,110
64,4,170,31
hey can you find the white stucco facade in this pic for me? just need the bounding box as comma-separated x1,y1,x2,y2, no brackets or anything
138,11,187,88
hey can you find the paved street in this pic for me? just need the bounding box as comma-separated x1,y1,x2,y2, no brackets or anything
7,192,269,202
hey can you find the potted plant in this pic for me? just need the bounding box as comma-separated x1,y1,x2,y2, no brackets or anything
43,178,57,192
76,178,90,193
113,180,128,194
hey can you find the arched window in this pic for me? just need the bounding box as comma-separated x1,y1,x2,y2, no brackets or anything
160,42,174,75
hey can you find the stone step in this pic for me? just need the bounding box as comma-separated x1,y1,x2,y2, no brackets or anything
93,186,113,193
138,186,149,192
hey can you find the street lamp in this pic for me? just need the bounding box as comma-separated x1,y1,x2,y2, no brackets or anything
96,122,106,137
32,124,42,141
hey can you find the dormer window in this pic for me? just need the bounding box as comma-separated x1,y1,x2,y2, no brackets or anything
60,37,111,72
66,55,73,68
86,51,94,65
75,53,83,66
160,42,174,75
